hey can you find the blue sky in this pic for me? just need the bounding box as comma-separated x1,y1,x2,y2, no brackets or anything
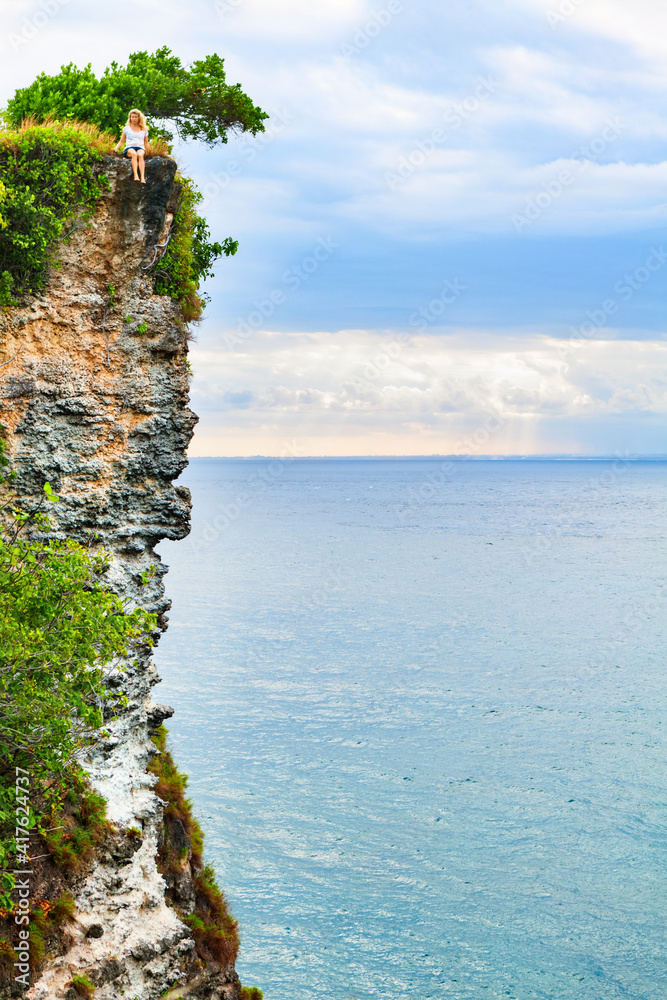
2,0,667,455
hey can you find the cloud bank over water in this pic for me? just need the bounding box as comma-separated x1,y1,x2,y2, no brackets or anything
189,330,667,456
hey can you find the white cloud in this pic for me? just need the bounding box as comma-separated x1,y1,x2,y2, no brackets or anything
187,330,667,455
307,60,487,136
484,44,619,134
193,41,667,239
340,150,667,236
516,0,667,63
211,0,367,41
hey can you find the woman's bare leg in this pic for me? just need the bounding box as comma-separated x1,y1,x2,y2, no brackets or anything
137,150,146,183
128,150,139,180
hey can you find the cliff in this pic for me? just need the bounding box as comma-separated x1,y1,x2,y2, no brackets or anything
0,156,240,999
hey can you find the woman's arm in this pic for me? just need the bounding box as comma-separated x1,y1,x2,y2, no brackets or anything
114,130,126,153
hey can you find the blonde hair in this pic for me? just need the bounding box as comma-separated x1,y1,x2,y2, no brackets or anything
125,108,147,131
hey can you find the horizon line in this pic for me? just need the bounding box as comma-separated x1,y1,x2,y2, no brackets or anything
187,453,667,461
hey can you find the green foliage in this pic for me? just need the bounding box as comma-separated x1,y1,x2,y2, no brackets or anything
183,865,240,966
69,974,95,998
41,776,107,872
154,175,237,320
0,524,154,770
0,121,109,302
0,890,76,985
49,892,76,924
149,726,241,967
149,725,198,860
239,988,264,1000
0,271,12,308
26,897,75,966
0,939,18,974
27,917,46,965
0,438,156,907
4,47,268,148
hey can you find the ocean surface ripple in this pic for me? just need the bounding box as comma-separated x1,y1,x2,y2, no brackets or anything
156,459,666,1000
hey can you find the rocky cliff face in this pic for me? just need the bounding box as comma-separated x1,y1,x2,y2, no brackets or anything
0,157,239,999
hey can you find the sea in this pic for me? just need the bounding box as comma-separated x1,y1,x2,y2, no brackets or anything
154,458,666,1000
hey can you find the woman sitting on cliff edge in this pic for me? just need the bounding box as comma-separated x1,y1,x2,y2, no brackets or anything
114,108,148,183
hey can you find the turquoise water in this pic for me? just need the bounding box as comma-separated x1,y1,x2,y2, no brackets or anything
155,459,666,1000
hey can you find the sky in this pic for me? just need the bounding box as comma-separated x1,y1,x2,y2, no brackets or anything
2,0,667,456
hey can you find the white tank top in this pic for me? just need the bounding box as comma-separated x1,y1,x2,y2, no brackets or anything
124,124,147,150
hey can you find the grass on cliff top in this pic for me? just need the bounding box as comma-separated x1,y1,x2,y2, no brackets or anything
0,116,115,154
0,115,171,158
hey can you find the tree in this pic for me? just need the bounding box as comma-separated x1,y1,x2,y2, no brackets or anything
3,48,268,147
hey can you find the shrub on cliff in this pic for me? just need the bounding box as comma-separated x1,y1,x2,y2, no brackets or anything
154,174,238,321
3,48,267,147
0,441,156,907
0,120,112,304
149,725,241,969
